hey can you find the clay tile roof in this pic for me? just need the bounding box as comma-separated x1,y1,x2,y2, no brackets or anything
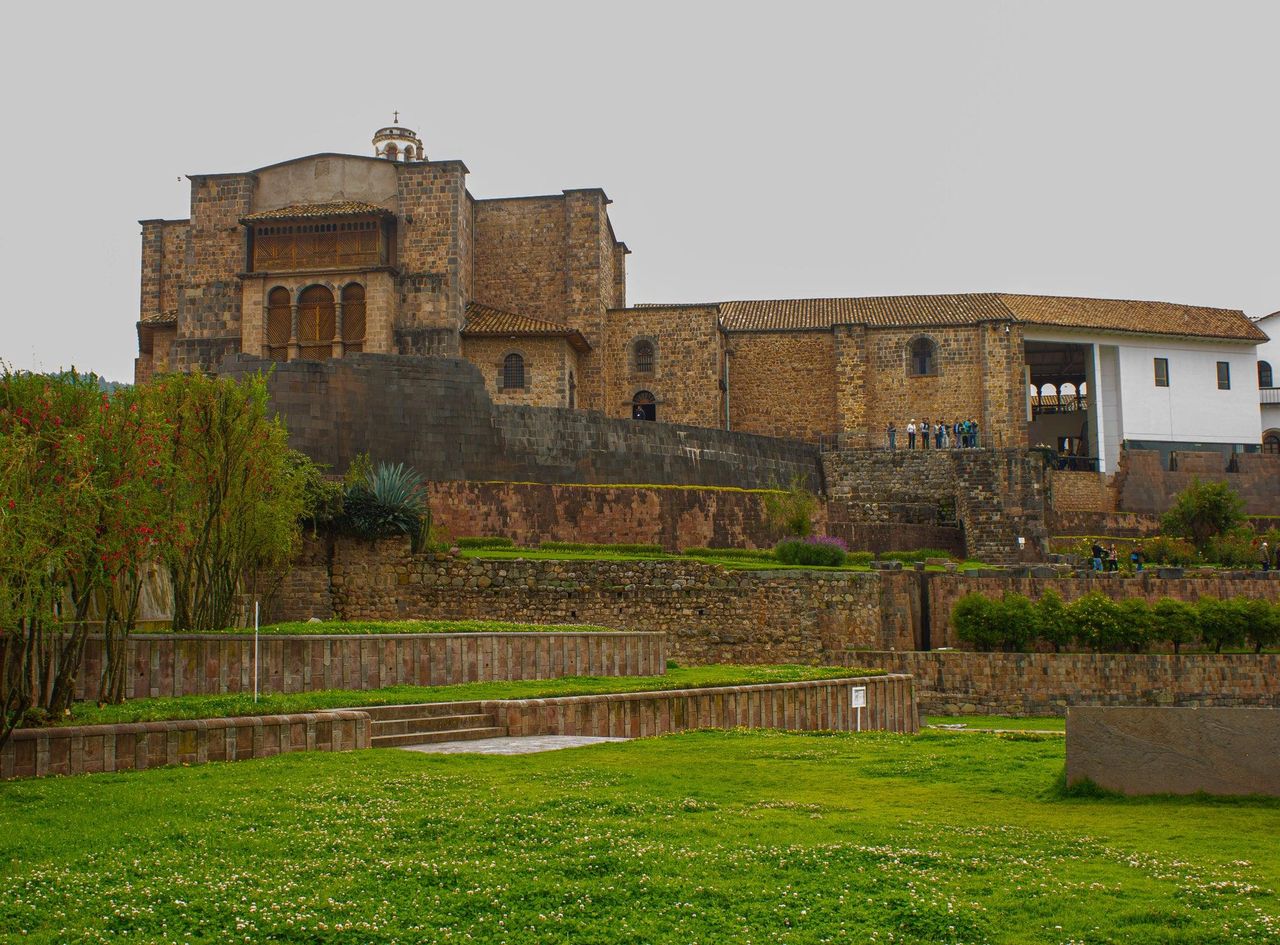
240,200,392,223
463,301,591,352
141,309,177,325
718,293,1010,331
998,294,1266,343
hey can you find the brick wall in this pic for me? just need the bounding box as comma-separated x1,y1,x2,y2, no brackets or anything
462,335,574,407
488,674,918,737
394,161,469,353
471,197,569,323
324,539,907,663
1,710,370,780
74,630,664,700
844,651,1280,717
603,305,724,427
728,331,837,442
1048,469,1117,513
1117,449,1280,516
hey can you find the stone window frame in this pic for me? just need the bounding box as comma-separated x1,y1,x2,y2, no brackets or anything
906,334,940,377
498,349,530,392
630,336,658,376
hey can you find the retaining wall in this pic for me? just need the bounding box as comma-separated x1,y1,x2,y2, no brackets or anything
1,710,371,780
842,651,1280,717
76,631,665,700
487,674,917,738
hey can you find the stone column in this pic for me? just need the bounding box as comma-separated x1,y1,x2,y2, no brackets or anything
333,296,345,358
288,300,301,361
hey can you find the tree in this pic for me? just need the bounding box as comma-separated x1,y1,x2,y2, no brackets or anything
1152,597,1198,654
1196,597,1247,653
1241,599,1280,654
1115,598,1154,653
1160,478,1245,551
1034,589,1073,652
763,477,818,539
996,592,1036,652
1067,591,1126,652
952,593,1002,651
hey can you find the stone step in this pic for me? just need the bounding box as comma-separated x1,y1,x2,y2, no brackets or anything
372,714,497,737
348,702,488,722
372,727,507,749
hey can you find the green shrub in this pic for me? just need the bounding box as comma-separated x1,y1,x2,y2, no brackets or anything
456,536,517,549
1115,598,1154,652
538,541,664,555
1196,597,1248,653
681,547,777,561
763,477,818,538
952,593,1003,651
845,551,875,566
997,592,1036,652
1152,597,1198,653
1140,536,1200,567
1203,530,1261,569
876,548,958,563
1068,592,1127,652
1161,477,1245,550
1240,598,1280,653
341,462,432,552
774,539,847,567
1035,589,1073,652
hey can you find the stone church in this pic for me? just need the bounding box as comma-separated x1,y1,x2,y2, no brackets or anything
136,120,1267,466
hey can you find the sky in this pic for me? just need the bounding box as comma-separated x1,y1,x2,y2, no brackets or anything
2,0,1278,381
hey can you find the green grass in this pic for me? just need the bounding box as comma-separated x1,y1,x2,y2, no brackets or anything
457,547,993,573
926,714,1067,731
60,665,871,727
134,619,619,636
2,731,1277,944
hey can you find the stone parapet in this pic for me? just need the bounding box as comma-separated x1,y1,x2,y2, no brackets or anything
1,710,371,780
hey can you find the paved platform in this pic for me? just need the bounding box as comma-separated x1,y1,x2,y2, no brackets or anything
398,735,630,755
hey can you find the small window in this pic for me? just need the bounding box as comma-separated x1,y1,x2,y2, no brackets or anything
633,339,655,374
632,390,656,421
1260,360,1274,389
908,337,937,376
1217,361,1231,390
1265,432,1280,455
1153,357,1169,387
502,353,526,390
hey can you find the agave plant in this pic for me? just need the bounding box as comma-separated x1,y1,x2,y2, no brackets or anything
341,462,432,550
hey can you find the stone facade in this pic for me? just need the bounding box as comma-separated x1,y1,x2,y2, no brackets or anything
728,331,837,442
603,305,725,427
846,651,1280,717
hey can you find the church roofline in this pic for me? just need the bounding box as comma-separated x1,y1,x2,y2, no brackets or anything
187,152,470,179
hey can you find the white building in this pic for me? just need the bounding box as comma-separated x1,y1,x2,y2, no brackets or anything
1254,310,1280,453
1016,296,1266,473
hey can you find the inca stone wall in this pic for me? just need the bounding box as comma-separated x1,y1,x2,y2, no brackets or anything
845,651,1280,717
471,197,570,324
603,305,724,427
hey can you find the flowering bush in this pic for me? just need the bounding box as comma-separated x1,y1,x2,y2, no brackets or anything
775,538,847,567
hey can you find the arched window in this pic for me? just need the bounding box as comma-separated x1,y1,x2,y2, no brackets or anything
1260,361,1274,389
633,339,655,374
297,285,335,360
908,337,937,376
404,145,415,161
632,390,656,421
502,353,526,390
385,143,399,161
266,287,291,362
1265,431,1280,455
341,283,366,353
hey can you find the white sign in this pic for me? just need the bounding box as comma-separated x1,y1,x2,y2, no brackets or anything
851,687,867,708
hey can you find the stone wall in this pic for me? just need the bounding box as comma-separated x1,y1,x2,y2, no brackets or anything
471,197,569,324
220,353,824,491
324,539,911,663
75,630,664,700
487,674,918,737
603,305,724,427
1,710,370,780
1117,449,1280,515
426,481,811,553
923,571,1280,649
844,651,1280,717
728,331,838,442
1049,469,1116,513
462,335,574,408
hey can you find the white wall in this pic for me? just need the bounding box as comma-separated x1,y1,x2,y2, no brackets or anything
1257,314,1280,441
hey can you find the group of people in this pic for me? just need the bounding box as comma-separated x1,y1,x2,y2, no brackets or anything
1090,542,1141,572
886,419,981,451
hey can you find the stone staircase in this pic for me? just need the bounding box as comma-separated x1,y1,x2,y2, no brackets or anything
357,702,507,749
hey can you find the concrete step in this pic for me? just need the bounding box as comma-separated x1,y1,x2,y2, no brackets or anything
372,714,497,737
349,702,488,722
372,726,507,748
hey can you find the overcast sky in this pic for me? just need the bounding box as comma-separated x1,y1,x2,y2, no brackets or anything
3,0,1278,381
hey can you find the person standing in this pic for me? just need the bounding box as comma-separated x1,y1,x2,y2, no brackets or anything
1090,541,1104,572
935,421,944,449
887,421,897,451
907,419,917,450
971,419,981,449
1260,540,1271,572
1131,543,1146,572
920,418,930,449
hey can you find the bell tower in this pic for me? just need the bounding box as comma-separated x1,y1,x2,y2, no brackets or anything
372,113,425,162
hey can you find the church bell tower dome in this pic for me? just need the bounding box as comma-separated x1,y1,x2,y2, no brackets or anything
373,113,425,162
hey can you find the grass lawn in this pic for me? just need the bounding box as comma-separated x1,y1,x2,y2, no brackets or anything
2,730,1277,944
134,619,619,636
61,665,871,727
459,547,989,573
926,715,1067,732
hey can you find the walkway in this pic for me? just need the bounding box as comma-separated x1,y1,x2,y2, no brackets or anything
397,735,630,755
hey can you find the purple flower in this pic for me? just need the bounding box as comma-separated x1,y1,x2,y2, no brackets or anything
805,535,848,551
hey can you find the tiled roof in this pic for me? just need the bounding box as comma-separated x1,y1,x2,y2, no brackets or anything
714,293,1265,342
241,200,392,223
141,310,177,325
463,302,591,352
718,294,1011,331
998,294,1266,343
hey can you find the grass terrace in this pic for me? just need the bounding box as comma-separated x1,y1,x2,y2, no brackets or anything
58,664,870,727
2,730,1277,943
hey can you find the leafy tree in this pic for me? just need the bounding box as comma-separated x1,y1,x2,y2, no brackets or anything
1240,598,1280,654
996,592,1036,652
763,477,817,539
952,593,1002,651
1152,597,1198,654
1196,597,1247,653
1160,478,1245,551
1034,589,1073,652
1115,598,1154,653
1068,591,1126,652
